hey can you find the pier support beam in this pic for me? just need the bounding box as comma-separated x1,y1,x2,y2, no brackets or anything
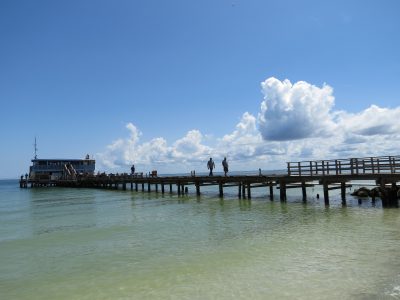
170,184,173,193
238,183,242,198
381,182,399,208
177,183,181,195
242,183,246,198
247,183,251,199
280,181,286,202
196,182,201,196
219,183,223,197
269,183,274,201
323,182,329,206
19,180,28,188
301,181,307,202
390,183,399,207
341,182,346,205
161,183,165,194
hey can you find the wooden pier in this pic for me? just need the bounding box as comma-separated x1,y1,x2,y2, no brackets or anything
20,155,400,207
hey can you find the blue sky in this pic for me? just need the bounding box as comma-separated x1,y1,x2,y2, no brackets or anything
1,0,400,178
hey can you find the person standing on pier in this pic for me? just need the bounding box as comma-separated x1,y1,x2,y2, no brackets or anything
131,164,135,175
207,158,215,176
222,157,229,176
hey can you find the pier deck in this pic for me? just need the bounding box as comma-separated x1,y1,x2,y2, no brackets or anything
20,155,400,207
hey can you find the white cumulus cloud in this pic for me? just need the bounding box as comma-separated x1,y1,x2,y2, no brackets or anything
338,105,400,136
96,77,400,174
172,130,211,161
258,77,336,141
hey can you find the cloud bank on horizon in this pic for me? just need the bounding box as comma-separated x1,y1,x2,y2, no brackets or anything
97,77,400,173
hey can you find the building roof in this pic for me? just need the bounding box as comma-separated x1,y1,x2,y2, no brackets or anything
31,158,95,162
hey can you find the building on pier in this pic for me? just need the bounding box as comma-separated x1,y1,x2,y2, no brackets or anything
28,156,95,182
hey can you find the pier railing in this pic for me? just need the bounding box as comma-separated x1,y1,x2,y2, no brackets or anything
287,155,400,176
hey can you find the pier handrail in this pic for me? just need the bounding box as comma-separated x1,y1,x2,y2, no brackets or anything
287,155,400,176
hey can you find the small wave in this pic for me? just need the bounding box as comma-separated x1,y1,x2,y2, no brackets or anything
386,285,400,299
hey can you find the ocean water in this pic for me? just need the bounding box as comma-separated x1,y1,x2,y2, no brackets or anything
1,179,400,299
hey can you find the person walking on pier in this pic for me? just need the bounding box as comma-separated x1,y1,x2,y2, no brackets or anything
222,157,229,176
207,158,215,176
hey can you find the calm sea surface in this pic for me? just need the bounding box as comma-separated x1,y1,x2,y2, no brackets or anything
1,179,400,299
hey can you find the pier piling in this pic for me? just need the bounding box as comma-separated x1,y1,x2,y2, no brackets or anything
323,182,329,206
247,183,251,199
301,181,307,202
279,181,287,202
269,183,274,200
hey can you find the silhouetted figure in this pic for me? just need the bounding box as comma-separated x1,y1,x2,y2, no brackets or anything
222,157,229,176
131,164,135,175
207,158,215,176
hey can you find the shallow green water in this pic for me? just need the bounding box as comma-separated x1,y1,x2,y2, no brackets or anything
1,180,400,299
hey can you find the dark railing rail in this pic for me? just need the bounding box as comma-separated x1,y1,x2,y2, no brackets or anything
287,155,400,176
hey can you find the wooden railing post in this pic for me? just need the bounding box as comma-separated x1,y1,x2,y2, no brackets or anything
322,161,325,175
355,158,359,175
298,162,301,176
287,162,291,176
389,156,394,173
350,158,354,175
377,158,380,173
310,161,313,176
371,157,375,174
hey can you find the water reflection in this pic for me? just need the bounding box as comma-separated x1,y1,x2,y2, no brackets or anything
29,188,96,236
